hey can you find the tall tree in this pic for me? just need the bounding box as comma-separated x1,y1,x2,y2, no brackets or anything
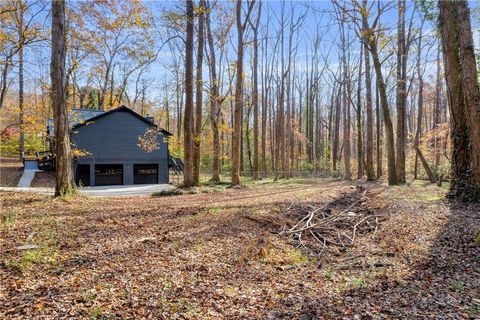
205,0,220,182
341,15,351,180
433,47,442,167
51,0,74,196
356,41,364,179
17,2,24,159
395,0,407,183
250,1,261,179
183,0,194,187
413,20,425,180
361,1,398,185
275,1,286,180
438,0,471,199
363,30,375,180
193,0,205,186
375,78,382,178
231,0,255,186
455,0,480,198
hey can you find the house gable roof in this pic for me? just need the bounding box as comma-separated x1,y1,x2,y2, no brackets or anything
71,105,173,136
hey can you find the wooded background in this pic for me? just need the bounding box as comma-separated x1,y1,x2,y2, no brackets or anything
1,0,479,198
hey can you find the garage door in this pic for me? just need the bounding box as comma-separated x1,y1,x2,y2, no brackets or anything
75,164,90,187
95,164,123,186
134,164,158,184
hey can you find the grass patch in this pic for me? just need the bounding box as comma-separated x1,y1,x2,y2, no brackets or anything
152,188,184,197
324,269,335,280
9,246,60,272
244,177,310,187
411,194,443,201
452,280,465,293
389,185,445,202
152,185,226,197
200,179,231,187
1,208,18,228
208,206,223,214
6,215,62,273
198,175,312,188
193,240,205,251
80,289,98,303
467,305,479,317
337,276,368,293
349,277,367,288
259,244,309,266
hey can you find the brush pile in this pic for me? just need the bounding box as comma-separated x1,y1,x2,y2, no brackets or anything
280,186,385,254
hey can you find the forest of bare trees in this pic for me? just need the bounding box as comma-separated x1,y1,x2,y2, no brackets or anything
1,0,480,200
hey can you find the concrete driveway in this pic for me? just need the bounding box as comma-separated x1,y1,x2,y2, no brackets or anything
0,184,174,197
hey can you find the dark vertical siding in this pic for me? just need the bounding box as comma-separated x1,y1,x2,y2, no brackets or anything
71,109,169,185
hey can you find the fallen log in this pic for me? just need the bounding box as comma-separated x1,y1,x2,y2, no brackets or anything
415,146,436,183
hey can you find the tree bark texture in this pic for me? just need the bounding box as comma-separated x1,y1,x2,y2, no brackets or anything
51,0,74,196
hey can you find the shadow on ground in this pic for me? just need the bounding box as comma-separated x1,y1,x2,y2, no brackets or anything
270,200,480,319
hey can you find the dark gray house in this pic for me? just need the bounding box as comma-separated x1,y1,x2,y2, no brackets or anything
49,105,172,186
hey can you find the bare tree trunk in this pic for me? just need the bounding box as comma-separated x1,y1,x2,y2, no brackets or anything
433,48,441,168
251,2,261,179
183,0,194,187
51,0,74,196
340,16,351,180
376,82,383,178
415,147,436,183
356,42,364,179
269,88,275,172
108,65,115,107
18,7,24,159
368,39,397,185
0,54,11,109
240,103,244,174
205,0,220,182
332,86,341,171
456,0,480,196
327,87,334,169
395,0,407,183
414,23,424,180
261,70,267,176
364,36,375,180
176,70,182,138
286,27,292,177
16,1,25,160
275,2,286,179
344,66,352,181
439,0,471,198
246,102,253,175
193,0,205,186
358,0,396,185
232,0,246,185
261,19,269,176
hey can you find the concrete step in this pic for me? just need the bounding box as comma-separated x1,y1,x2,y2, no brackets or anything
18,161,40,188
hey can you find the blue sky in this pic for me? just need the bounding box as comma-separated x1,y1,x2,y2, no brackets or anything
12,0,479,108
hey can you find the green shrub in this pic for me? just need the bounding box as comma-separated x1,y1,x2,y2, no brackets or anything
151,188,183,197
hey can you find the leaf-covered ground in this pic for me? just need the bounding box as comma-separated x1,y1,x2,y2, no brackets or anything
0,179,478,319
30,171,55,188
0,158,23,187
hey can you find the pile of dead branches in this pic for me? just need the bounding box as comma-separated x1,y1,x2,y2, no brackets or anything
280,186,384,253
